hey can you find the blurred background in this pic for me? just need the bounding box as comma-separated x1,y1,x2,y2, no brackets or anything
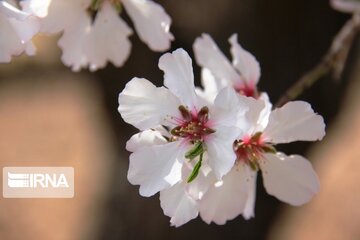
0,0,359,239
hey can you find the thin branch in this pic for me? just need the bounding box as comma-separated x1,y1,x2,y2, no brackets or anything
275,14,360,108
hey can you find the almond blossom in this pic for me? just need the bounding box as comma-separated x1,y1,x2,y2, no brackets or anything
118,48,249,199
0,0,40,62
38,0,174,71
199,96,325,224
331,0,360,13
193,33,261,101
126,128,216,226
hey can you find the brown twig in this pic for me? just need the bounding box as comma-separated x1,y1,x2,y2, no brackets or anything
275,14,360,108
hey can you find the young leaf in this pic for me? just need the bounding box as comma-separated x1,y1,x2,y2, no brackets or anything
185,141,204,160
187,154,203,183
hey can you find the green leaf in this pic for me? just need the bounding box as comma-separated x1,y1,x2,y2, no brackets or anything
185,142,204,160
187,154,203,183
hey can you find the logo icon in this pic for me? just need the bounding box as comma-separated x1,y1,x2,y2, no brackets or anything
3,167,74,198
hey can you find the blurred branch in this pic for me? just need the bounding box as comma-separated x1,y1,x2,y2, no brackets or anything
275,14,360,108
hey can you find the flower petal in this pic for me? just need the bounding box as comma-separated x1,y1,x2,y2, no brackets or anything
199,163,255,224
85,1,132,71
0,1,29,21
126,129,167,152
24,41,36,56
8,15,39,43
243,170,257,219
160,181,198,227
20,0,51,18
185,161,216,201
206,125,240,179
57,8,91,71
197,68,227,103
193,33,240,85
331,0,360,13
39,0,84,34
0,14,24,62
118,78,180,130
263,101,326,144
237,94,272,135
122,0,173,51
0,4,39,63
229,34,261,86
158,48,198,108
128,141,186,197
210,87,249,130
260,153,320,206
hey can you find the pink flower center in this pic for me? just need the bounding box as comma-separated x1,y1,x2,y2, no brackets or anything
233,83,259,98
171,106,215,143
234,132,275,170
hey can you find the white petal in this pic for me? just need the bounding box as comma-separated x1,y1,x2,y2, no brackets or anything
160,181,198,227
24,41,36,55
8,15,39,43
20,0,51,17
118,78,181,130
122,0,173,51
206,126,240,179
193,33,240,85
184,159,216,201
40,0,87,34
210,87,249,130
126,129,167,152
229,34,261,86
263,101,326,144
331,0,360,13
0,13,35,62
56,7,91,71
128,141,186,197
159,48,198,108
237,94,272,135
243,170,257,219
0,1,29,20
0,18,21,62
197,68,225,103
85,2,133,71
260,153,320,206
257,93,273,129
199,163,255,224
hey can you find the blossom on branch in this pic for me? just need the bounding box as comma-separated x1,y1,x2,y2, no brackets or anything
193,33,261,101
118,48,249,199
39,0,174,71
199,97,325,224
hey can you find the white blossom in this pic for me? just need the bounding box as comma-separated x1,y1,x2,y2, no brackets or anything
127,129,215,227
331,0,360,13
118,48,249,199
0,0,40,62
193,33,261,101
39,0,174,71
199,96,325,224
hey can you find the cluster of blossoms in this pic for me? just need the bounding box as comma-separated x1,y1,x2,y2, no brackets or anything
118,34,326,226
2,0,327,228
0,0,173,70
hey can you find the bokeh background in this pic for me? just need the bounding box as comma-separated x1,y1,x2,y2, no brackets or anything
0,0,359,239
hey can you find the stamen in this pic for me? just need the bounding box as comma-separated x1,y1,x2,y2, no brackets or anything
170,105,215,143
234,132,276,171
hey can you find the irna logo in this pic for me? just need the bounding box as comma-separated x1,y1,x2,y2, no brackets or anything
8,172,70,188
3,167,74,198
